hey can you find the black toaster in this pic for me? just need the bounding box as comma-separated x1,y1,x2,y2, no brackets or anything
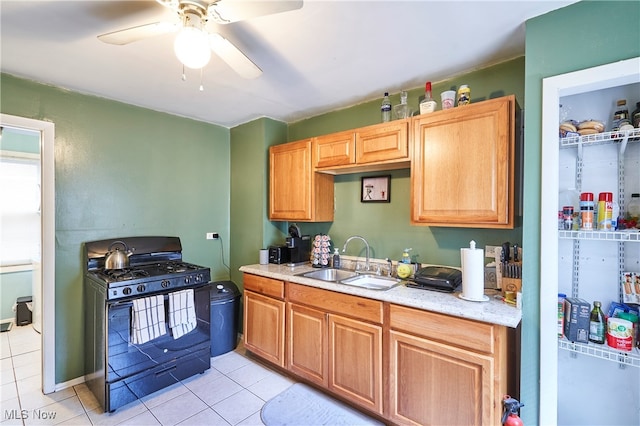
268,245,290,264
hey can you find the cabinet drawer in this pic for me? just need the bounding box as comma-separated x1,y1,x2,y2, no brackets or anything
244,274,285,300
287,283,383,324
389,304,496,354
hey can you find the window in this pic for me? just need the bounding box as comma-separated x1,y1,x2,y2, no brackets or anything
0,152,41,267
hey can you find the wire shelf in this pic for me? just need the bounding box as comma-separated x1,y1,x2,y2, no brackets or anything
559,230,640,241
560,128,640,148
558,338,640,368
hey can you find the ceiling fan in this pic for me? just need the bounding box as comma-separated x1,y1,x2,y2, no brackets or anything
98,0,303,79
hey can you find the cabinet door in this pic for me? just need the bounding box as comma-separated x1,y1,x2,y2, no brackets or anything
328,314,383,415
269,139,334,222
356,120,409,164
243,290,285,367
287,303,328,386
314,130,355,168
411,95,516,228
389,330,494,426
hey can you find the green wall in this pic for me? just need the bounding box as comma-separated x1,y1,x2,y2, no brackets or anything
0,271,31,320
521,1,640,424
0,74,231,383
229,118,288,288
284,57,525,267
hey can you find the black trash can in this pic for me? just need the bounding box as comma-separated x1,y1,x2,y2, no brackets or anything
209,280,241,357
16,296,32,326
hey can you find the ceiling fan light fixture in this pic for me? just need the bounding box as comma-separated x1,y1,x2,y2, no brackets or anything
173,26,211,69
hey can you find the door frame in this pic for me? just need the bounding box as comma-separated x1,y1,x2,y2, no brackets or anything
539,57,640,424
0,113,55,394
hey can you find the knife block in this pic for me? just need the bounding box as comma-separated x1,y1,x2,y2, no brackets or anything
501,261,522,300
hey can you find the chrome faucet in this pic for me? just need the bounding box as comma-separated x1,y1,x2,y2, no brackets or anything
342,235,370,272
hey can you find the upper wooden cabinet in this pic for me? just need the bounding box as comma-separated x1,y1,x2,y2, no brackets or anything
269,139,334,222
314,120,410,174
411,95,517,228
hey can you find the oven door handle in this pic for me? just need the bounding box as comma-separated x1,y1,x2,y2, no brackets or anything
155,365,177,377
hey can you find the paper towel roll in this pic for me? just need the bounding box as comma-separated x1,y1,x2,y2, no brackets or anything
460,240,488,302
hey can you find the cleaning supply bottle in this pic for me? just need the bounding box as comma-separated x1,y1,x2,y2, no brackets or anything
332,248,341,269
401,248,412,264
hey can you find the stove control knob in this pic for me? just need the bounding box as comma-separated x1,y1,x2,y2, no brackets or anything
161,280,170,288
137,285,146,293
195,274,203,283
184,276,192,284
122,287,132,295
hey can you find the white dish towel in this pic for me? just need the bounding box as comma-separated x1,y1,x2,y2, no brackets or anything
168,289,197,339
131,295,166,345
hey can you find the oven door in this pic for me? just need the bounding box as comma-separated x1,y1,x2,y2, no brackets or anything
105,282,212,383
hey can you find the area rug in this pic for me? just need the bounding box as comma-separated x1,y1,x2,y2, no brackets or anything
261,383,384,426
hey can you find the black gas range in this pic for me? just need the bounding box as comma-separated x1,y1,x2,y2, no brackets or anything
84,236,211,300
83,236,213,412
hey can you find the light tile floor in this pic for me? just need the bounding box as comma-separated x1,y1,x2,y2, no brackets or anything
0,324,296,425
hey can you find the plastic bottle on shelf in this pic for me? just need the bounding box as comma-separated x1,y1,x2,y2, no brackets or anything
419,82,437,114
381,92,392,123
588,301,605,344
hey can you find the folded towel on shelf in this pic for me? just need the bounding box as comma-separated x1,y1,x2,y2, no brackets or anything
131,295,166,345
169,289,197,339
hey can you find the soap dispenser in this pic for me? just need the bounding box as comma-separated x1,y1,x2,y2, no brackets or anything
332,248,341,269
401,248,412,264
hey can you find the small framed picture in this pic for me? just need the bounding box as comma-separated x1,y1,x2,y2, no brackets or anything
361,175,391,203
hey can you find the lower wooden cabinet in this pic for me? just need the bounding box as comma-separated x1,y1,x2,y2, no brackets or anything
328,314,383,415
389,304,511,425
288,303,327,385
243,273,515,424
243,275,286,368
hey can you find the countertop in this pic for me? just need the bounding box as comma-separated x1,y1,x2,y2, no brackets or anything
239,263,522,328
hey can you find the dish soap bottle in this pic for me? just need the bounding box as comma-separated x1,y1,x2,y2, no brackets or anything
332,248,341,269
397,249,413,279
401,248,412,264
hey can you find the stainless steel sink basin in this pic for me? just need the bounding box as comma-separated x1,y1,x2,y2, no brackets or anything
298,268,358,282
339,274,401,291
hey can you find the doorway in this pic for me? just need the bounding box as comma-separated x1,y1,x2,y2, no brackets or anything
0,113,55,394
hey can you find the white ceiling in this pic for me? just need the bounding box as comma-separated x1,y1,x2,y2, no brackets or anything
1,0,577,128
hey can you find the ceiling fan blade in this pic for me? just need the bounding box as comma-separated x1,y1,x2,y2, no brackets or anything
98,22,178,45
208,0,303,24
209,33,262,79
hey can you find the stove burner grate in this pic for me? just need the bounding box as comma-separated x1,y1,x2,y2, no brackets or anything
104,268,150,282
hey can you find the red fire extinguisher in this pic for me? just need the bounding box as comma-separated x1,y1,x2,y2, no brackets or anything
502,395,524,426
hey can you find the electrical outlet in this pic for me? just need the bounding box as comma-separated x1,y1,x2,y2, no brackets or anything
206,232,219,240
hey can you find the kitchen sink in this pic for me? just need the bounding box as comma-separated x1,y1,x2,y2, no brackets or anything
298,268,358,282
339,274,401,291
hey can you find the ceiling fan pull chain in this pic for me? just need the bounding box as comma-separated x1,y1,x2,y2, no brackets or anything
199,68,204,92
181,64,187,82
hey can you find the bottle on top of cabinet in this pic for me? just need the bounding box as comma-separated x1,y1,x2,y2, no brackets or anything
419,82,437,114
457,84,471,106
381,92,392,123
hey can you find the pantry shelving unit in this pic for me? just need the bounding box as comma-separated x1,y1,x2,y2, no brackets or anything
540,57,640,426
